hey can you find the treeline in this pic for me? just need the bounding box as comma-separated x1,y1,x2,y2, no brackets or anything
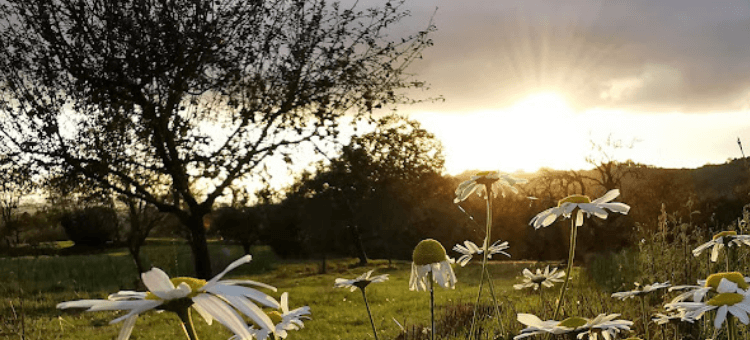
2,116,749,266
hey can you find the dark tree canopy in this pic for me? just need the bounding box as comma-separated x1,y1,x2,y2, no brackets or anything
0,0,434,278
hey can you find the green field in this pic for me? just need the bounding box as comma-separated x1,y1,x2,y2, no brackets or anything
0,240,633,340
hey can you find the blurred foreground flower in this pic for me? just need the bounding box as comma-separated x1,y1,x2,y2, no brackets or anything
453,239,510,267
670,272,749,303
513,266,565,291
335,270,388,340
514,313,633,340
530,189,631,229
57,255,278,340
611,282,670,300
693,230,750,262
454,171,527,203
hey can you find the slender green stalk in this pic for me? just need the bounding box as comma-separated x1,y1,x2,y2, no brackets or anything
729,315,737,340
430,270,435,340
176,307,200,340
640,295,650,340
361,289,379,340
552,217,578,321
484,266,505,334
470,184,493,337
539,286,545,318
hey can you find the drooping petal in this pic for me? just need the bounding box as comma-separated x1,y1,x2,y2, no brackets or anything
591,189,620,204
141,268,176,299
116,315,138,340
597,202,631,214
578,203,608,219
220,294,275,332
192,302,214,325
215,280,278,292
205,284,280,309
204,255,253,290
715,305,728,329
192,294,255,340
576,210,584,227
109,300,162,324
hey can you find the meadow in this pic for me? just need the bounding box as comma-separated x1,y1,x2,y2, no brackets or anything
3,192,750,340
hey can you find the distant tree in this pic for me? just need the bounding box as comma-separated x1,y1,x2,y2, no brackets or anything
0,155,35,247
0,0,434,278
584,135,641,196
286,114,446,263
60,206,120,247
210,206,262,255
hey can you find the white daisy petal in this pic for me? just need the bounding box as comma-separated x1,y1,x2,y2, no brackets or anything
116,315,138,340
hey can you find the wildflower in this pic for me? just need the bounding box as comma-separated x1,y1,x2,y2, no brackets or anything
452,239,510,267
58,255,278,340
334,270,389,292
670,272,749,303
529,189,630,229
454,171,527,203
667,276,750,328
513,266,565,290
652,312,685,325
692,230,750,262
234,292,311,340
335,270,388,340
409,239,457,291
514,313,633,340
611,282,671,300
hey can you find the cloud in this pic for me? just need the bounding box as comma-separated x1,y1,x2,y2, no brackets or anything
386,0,750,113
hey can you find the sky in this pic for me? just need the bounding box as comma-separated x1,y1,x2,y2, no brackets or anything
353,0,750,175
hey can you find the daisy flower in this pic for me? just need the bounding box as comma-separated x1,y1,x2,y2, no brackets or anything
530,189,631,229
58,255,278,340
514,313,633,340
452,239,510,267
409,239,457,291
652,312,685,325
454,171,527,203
693,230,750,262
611,282,671,300
335,270,388,340
513,266,565,291
669,272,749,304
334,270,389,292
233,292,311,340
667,277,750,329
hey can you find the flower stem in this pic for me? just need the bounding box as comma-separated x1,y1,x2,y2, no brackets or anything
361,289,379,340
640,295,650,340
552,217,578,321
176,307,200,340
470,184,493,337
430,270,435,340
484,266,505,334
729,315,737,340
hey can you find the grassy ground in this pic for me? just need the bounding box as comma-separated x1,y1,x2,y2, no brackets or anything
1,241,622,340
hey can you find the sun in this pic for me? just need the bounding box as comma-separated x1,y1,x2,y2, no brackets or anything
413,91,589,175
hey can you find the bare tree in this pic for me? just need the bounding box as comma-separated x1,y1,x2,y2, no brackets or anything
0,0,434,278
584,135,641,196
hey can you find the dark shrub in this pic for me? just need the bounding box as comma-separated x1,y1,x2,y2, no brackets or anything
59,206,120,247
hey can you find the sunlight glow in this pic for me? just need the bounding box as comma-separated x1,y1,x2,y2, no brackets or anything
413,92,588,174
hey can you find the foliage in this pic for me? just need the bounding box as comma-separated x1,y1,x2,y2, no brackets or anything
0,0,435,278
278,115,458,261
59,206,120,248
210,206,262,255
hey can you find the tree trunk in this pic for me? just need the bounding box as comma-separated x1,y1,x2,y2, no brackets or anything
129,243,146,275
241,242,251,255
348,225,368,265
185,214,212,279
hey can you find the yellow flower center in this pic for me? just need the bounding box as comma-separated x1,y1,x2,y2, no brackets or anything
713,230,738,240
558,195,591,207
705,272,749,290
413,239,448,266
268,311,283,325
144,277,207,300
707,293,745,306
475,171,493,177
558,316,587,328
